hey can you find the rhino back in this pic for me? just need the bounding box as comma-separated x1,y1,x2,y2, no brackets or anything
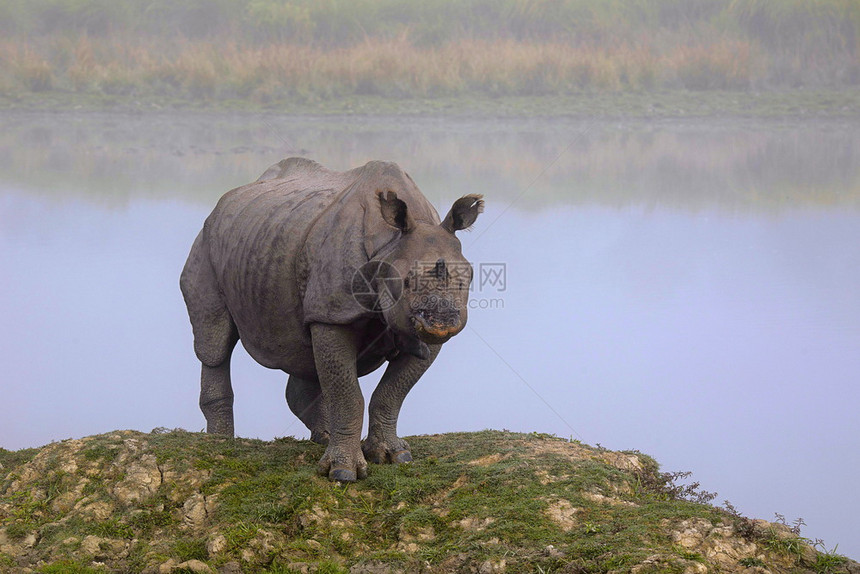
202,165,353,371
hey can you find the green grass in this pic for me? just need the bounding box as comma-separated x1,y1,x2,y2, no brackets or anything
37,559,107,574
0,446,39,470
814,551,850,574
80,444,118,462
740,556,767,567
88,518,135,540
171,538,209,562
0,429,853,572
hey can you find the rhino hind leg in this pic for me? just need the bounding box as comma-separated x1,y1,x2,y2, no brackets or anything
286,375,330,444
181,234,240,436
193,309,238,436
201,359,236,435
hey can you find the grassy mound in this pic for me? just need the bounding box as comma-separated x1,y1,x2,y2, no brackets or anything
0,429,854,573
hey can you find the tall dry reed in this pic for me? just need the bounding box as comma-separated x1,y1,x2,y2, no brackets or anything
1,34,767,100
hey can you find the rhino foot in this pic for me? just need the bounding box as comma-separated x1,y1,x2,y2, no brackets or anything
393,450,413,463
318,443,368,482
363,435,413,465
330,468,358,483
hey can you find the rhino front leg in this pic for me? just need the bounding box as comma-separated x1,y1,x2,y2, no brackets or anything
364,344,441,464
310,323,367,482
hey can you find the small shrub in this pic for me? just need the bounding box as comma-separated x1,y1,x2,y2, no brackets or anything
634,465,718,504
722,500,756,540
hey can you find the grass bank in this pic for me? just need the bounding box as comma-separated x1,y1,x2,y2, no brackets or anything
0,429,855,573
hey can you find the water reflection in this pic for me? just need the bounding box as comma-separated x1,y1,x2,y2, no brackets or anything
1,112,858,210
1,112,859,557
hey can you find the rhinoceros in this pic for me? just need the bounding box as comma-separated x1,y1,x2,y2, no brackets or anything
180,157,483,482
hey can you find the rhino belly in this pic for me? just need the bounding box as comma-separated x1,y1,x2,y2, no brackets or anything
239,322,318,378
209,183,337,378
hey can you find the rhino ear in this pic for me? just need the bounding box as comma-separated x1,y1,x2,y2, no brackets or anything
378,190,415,233
442,194,484,233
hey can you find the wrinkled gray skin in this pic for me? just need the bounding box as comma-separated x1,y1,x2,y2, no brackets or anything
180,158,483,482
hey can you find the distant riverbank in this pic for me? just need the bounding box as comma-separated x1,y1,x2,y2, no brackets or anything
4,0,858,119
2,89,859,119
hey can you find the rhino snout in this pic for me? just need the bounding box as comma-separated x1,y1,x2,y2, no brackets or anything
411,304,464,344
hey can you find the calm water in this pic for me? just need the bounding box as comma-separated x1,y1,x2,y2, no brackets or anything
1,112,859,556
